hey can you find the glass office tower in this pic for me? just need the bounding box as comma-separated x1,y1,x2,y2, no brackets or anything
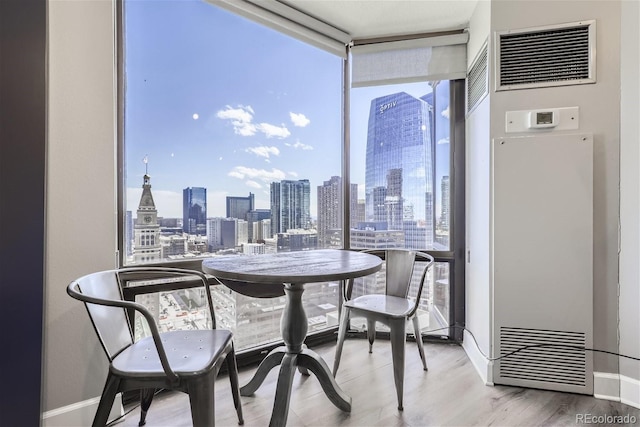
226,193,255,220
270,179,311,235
183,187,207,235
365,91,434,248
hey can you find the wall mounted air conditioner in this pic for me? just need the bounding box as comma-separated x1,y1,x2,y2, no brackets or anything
491,133,593,394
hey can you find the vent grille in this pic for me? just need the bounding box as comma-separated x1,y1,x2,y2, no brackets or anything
497,21,595,90
499,327,586,387
467,41,488,114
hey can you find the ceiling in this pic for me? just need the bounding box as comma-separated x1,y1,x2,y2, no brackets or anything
282,0,479,40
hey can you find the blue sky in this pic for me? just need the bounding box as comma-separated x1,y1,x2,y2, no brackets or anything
125,0,450,220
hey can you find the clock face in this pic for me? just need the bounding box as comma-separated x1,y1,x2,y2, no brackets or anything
144,215,152,223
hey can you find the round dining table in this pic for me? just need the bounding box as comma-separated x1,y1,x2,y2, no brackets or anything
202,249,382,427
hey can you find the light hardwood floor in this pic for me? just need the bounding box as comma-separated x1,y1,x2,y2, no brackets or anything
113,339,640,427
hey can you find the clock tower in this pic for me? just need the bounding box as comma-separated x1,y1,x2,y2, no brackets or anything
133,170,162,264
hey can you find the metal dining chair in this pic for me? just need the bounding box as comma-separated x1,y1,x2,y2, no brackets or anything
67,267,244,427
332,249,435,410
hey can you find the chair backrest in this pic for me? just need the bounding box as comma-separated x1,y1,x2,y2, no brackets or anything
69,270,134,361
382,249,417,298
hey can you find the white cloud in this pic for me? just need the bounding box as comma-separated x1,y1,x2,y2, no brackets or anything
246,180,262,189
256,123,291,139
245,146,280,158
228,166,286,183
288,171,298,178
216,105,256,136
441,106,450,119
285,140,313,150
290,112,310,127
217,105,290,139
216,105,254,123
437,137,450,145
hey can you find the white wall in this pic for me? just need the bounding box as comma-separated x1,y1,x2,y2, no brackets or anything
44,0,117,418
619,0,640,400
463,0,493,382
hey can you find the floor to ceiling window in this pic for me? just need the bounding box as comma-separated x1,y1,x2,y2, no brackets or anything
349,79,463,336
345,33,467,340
120,0,343,350
120,1,465,351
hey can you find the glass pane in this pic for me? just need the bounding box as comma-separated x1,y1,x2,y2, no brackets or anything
349,81,451,250
132,284,214,341
212,281,340,350
123,1,342,350
133,282,340,351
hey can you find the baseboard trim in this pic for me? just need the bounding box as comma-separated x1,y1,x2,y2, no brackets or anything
42,393,123,427
593,372,640,410
620,375,640,409
462,329,494,386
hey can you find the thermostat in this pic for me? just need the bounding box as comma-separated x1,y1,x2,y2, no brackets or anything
528,109,559,129
505,107,579,133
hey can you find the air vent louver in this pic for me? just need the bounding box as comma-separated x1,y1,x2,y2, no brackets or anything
497,21,595,91
467,41,488,114
499,327,587,387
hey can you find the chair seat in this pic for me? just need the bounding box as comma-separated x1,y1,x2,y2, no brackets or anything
112,329,232,377
345,294,413,318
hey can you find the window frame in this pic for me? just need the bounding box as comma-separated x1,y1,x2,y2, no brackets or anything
342,66,466,342
116,0,465,351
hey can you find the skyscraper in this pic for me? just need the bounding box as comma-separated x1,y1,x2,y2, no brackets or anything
270,179,311,235
183,187,207,235
221,218,248,249
226,192,254,220
246,209,271,242
206,217,223,251
317,176,358,248
365,91,434,247
385,168,403,230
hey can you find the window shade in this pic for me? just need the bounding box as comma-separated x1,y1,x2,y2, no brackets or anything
351,33,469,87
208,0,350,58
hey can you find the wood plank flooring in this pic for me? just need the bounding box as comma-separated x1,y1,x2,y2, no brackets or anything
113,339,640,426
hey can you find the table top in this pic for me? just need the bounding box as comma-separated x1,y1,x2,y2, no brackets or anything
202,249,382,285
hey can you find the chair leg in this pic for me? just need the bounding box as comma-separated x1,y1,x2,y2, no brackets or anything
366,319,376,353
138,388,155,426
187,374,215,427
412,315,428,371
333,306,350,376
92,373,121,427
389,319,406,411
226,345,244,425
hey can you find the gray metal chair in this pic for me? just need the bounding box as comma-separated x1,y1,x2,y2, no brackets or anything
67,267,244,427
333,249,434,410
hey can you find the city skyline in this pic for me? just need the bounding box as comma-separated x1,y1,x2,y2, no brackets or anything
124,0,450,223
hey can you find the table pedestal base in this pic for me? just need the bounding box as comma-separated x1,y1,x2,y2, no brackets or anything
240,283,351,427
241,346,351,427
